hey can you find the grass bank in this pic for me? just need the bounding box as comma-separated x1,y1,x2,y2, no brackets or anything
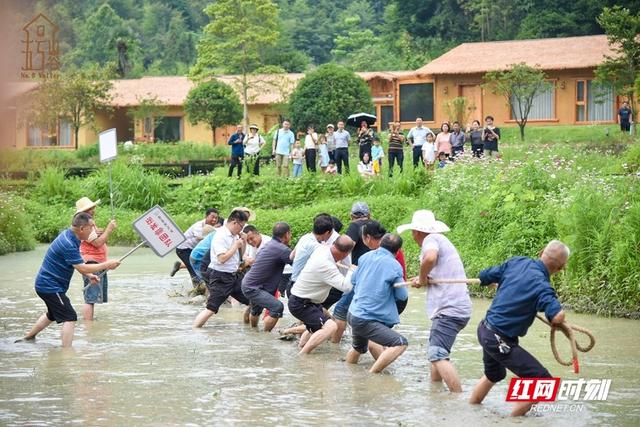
1,125,638,317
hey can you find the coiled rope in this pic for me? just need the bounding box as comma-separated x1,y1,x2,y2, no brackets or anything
535,314,596,374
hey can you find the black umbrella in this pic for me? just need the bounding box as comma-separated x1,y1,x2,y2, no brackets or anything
346,112,377,127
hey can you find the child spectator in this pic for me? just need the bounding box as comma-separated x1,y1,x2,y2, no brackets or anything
325,160,337,175
422,132,437,170
437,152,448,169
357,152,374,177
318,134,330,172
291,141,304,177
371,137,384,175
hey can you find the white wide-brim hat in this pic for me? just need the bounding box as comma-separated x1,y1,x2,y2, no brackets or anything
396,210,450,234
75,197,101,213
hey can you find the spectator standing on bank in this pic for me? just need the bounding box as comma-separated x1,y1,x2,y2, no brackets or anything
467,120,484,158
357,121,375,161
304,125,318,172
482,116,500,157
435,122,452,158
291,140,304,178
371,138,384,175
408,118,432,168
243,124,266,175
618,101,633,133
450,122,465,157
387,122,406,177
272,120,296,177
325,124,336,161
334,121,351,174
227,124,245,178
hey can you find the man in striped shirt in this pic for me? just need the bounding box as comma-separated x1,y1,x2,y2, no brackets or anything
17,212,121,347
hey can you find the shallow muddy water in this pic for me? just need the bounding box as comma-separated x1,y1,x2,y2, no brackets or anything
1,246,639,426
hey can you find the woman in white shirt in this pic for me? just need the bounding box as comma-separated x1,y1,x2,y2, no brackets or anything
357,152,375,177
304,125,318,173
243,124,266,175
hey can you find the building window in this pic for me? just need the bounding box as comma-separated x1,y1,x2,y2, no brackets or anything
27,119,73,147
143,117,153,134
28,124,53,146
58,119,72,146
380,105,394,130
576,80,614,122
510,85,555,120
399,83,434,122
154,116,182,142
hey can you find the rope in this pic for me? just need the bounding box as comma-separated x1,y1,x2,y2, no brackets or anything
535,314,596,374
390,276,597,373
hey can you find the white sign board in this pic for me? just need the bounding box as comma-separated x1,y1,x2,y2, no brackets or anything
132,205,185,257
99,128,118,163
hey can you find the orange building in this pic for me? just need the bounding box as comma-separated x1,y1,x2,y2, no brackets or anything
2,35,621,150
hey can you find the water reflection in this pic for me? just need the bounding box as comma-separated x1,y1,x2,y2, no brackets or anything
0,246,639,425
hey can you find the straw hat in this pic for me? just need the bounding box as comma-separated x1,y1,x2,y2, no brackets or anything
249,124,259,130
231,206,256,221
75,197,101,213
396,210,450,234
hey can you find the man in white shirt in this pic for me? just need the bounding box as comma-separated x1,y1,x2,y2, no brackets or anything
407,117,433,168
172,208,219,286
333,120,351,175
193,209,250,328
288,235,355,354
287,214,335,296
242,225,271,267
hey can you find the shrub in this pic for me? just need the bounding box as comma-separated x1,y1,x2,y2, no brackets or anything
33,167,84,205
81,160,171,211
0,193,35,254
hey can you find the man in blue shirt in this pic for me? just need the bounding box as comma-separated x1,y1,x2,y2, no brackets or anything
618,101,633,133
469,240,569,417
271,120,295,177
345,234,409,373
17,212,121,347
228,124,245,178
241,222,293,332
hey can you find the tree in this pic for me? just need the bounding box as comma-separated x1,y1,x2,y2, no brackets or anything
190,0,280,128
288,64,373,131
65,4,140,75
595,6,640,133
483,63,552,141
24,67,113,149
184,80,243,145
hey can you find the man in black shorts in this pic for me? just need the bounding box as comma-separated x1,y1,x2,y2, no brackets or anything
17,212,120,347
345,234,409,373
241,222,293,332
193,209,250,328
288,235,354,354
469,240,570,416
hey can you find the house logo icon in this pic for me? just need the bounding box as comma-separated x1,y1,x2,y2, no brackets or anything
21,13,60,78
